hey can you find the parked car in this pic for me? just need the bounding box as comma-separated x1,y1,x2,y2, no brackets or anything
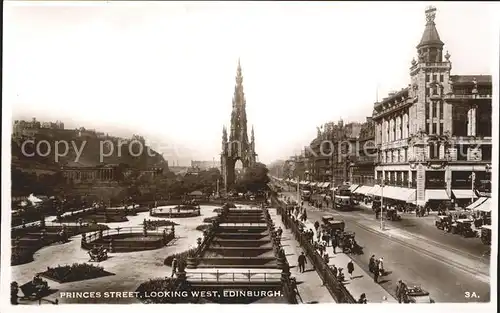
404,285,435,303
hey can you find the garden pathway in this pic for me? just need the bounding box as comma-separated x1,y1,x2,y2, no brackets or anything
12,206,219,304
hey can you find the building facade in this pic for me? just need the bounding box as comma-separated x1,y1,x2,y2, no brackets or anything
373,7,492,207
307,120,362,186
349,117,376,186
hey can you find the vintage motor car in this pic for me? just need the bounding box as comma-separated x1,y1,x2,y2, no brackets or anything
321,215,345,233
454,219,476,238
339,231,362,254
481,225,491,245
435,215,451,230
377,207,401,221
404,285,435,303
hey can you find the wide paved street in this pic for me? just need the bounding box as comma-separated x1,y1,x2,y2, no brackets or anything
281,190,490,303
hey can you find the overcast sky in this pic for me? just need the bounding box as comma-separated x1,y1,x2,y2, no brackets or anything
3,1,498,165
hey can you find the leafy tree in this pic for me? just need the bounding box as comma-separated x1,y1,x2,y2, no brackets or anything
234,162,270,193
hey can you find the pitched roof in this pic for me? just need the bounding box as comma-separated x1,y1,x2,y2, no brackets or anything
417,21,444,48
417,7,444,48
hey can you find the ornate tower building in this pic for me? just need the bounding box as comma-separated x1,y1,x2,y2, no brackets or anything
373,6,492,208
221,60,257,192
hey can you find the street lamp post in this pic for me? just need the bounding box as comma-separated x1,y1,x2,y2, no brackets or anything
296,177,300,204
471,170,476,205
331,144,335,209
380,179,385,231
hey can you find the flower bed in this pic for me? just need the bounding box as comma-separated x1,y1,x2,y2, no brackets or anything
11,248,34,266
150,211,200,218
143,220,178,230
58,213,128,223
39,263,114,283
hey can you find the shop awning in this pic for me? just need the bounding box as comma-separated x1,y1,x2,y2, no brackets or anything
349,184,359,192
466,197,488,210
473,198,491,213
367,185,381,196
354,185,372,195
323,182,331,188
299,180,307,185
380,187,417,202
452,189,476,199
425,189,450,202
406,189,416,203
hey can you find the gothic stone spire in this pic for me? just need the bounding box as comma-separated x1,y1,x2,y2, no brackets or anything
230,59,249,146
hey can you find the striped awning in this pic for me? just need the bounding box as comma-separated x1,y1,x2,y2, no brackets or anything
452,189,476,199
354,185,373,195
379,186,416,202
466,197,488,210
473,198,491,213
323,182,331,188
367,185,381,196
349,184,359,192
425,189,450,202
309,182,317,187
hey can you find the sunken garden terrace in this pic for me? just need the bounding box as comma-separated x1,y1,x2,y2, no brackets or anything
11,220,109,266
81,223,175,253
147,203,299,303
54,205,139,224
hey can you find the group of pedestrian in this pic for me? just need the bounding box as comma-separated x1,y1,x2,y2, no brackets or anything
368,255,385,283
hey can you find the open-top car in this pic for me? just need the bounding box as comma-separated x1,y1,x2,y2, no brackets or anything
455,219,476,238
321,214,335,224
481,225,491,245
404,285,435,303
435,215,451,230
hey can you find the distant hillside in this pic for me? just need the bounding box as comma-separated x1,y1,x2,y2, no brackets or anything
12,129,167,169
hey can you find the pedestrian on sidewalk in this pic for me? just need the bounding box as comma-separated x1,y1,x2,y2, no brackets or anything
331,264,338,277
324,232,330,247
332,238,338,254
369,255,376,273
323,252,329,265
347,260,354,279
171,257,178,277
378,257,385,276
298,252,307,273
373,261,380,283
357,293,367,304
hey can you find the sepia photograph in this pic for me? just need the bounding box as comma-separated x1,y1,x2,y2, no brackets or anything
1,1,498,311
